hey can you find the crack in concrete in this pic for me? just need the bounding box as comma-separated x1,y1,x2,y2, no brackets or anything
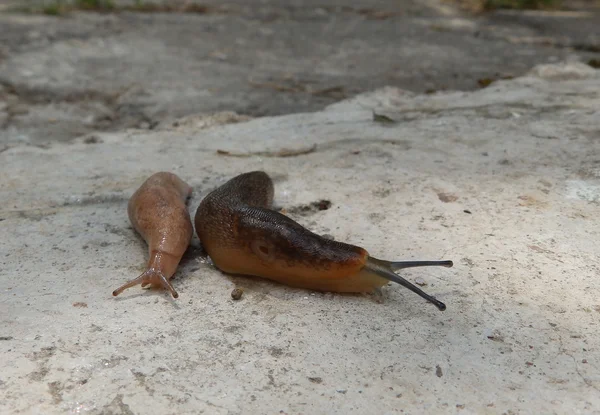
557,333,599,393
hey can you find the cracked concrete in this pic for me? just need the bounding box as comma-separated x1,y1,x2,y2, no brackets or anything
1,61,599,414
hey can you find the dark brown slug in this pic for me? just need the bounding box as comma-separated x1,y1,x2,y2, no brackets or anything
194,171,452,311
113,172,193,298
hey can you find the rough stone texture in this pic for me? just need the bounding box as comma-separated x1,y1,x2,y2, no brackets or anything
1,62,599,414
0,0,599,145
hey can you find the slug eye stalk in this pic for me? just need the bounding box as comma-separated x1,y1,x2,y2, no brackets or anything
112,268,179,298
365,258,453,311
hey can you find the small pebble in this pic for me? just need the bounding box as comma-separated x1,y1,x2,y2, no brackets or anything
231,288,244,300
414,277,427,286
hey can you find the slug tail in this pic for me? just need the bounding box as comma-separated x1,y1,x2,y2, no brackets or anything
365,257,450,311
112,269,179,298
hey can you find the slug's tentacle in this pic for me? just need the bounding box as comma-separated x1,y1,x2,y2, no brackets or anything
364,257,452,311
112,268,179,298
389,260,454,270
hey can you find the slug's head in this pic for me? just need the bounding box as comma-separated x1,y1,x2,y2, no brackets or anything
112,268,179,298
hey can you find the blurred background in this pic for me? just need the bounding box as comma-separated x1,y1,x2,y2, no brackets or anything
0,0,599,145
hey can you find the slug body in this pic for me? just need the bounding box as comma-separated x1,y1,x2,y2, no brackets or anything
113,172,193,298
195,171,452,310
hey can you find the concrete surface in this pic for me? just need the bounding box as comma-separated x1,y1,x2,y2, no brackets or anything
1,61,599,414
1,0,600,145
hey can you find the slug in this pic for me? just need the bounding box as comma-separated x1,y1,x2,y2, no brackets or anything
112,172,193,298
194,171,453,311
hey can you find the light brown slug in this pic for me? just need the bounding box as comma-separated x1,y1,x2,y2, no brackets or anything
113,172,193,298
194,171,453,311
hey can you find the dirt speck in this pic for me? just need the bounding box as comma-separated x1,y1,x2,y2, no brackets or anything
373,188,391,198
478,78,493,88
270,347,284,357
368,212,384,224
315,200,331,210
72,302,88,308
414,277,427,286
373,112,397,124
287,199,332,216
487,330,504,342
308,377,323,384
437,192,458,203
83,135,102,144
